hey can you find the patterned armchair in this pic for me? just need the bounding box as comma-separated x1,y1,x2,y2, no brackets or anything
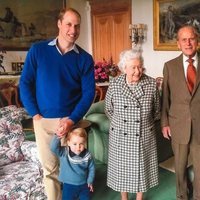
0,105,46,200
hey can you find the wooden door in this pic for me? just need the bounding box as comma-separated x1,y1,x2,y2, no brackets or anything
90,0,132,64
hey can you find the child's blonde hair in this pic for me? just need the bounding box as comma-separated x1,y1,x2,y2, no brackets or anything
67,127,87,141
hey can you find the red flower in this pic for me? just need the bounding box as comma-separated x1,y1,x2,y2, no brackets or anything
94,58,119,83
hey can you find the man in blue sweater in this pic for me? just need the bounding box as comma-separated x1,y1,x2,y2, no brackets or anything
19,8,95,200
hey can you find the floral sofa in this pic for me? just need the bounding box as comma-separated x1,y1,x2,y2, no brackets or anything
0,105,46,200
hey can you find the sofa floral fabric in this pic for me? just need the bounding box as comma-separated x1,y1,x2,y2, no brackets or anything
0,105,25,120
0,105,47,200
21,141,41,165
0,161,45,200
0,107,25,167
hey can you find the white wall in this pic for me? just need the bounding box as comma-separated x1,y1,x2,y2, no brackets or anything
68,0,92,53
1,51,27,72
2,0,181,78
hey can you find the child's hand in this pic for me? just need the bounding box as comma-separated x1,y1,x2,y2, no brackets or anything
56,118,74,138
56,127,65,138
88,184,94,192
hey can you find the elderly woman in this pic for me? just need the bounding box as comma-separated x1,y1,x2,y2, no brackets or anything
105,49,160,200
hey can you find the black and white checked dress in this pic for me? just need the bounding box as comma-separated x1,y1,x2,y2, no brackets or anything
105,74,160,193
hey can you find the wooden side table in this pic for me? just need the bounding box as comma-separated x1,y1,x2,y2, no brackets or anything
96,82,109,100
0,82,21,107
0,74,20,85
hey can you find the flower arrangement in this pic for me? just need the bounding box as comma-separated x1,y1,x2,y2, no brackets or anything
94,58,119,83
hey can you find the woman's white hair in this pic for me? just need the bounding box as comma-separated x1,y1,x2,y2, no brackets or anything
118,48,143,73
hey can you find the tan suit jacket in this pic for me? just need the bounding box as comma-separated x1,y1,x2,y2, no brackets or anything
161,53,200,144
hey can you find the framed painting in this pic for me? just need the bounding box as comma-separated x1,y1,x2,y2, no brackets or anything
0,0,66,51
153,0,200,51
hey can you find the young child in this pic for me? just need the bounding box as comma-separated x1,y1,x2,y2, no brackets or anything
50,127,95,200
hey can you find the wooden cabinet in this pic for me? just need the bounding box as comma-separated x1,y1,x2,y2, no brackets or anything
0,74,21,107
96,82,109,100
89,0,132,64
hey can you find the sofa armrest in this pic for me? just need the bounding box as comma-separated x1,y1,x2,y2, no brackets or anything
18,107,32,120
84,100,105,117
21,141,41,165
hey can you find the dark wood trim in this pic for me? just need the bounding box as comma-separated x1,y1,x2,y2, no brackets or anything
89,0,131,14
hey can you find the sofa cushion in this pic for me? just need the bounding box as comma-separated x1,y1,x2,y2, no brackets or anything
21,141,41,165
0,105,25,120
0,113,24,167
0,161,45,199
86,113,109,133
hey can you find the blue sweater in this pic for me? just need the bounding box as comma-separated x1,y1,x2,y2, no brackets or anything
50,135,95,185
19,39,95,123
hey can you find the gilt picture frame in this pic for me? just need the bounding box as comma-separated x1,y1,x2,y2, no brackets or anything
153,0,200,51
0,0,66,51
